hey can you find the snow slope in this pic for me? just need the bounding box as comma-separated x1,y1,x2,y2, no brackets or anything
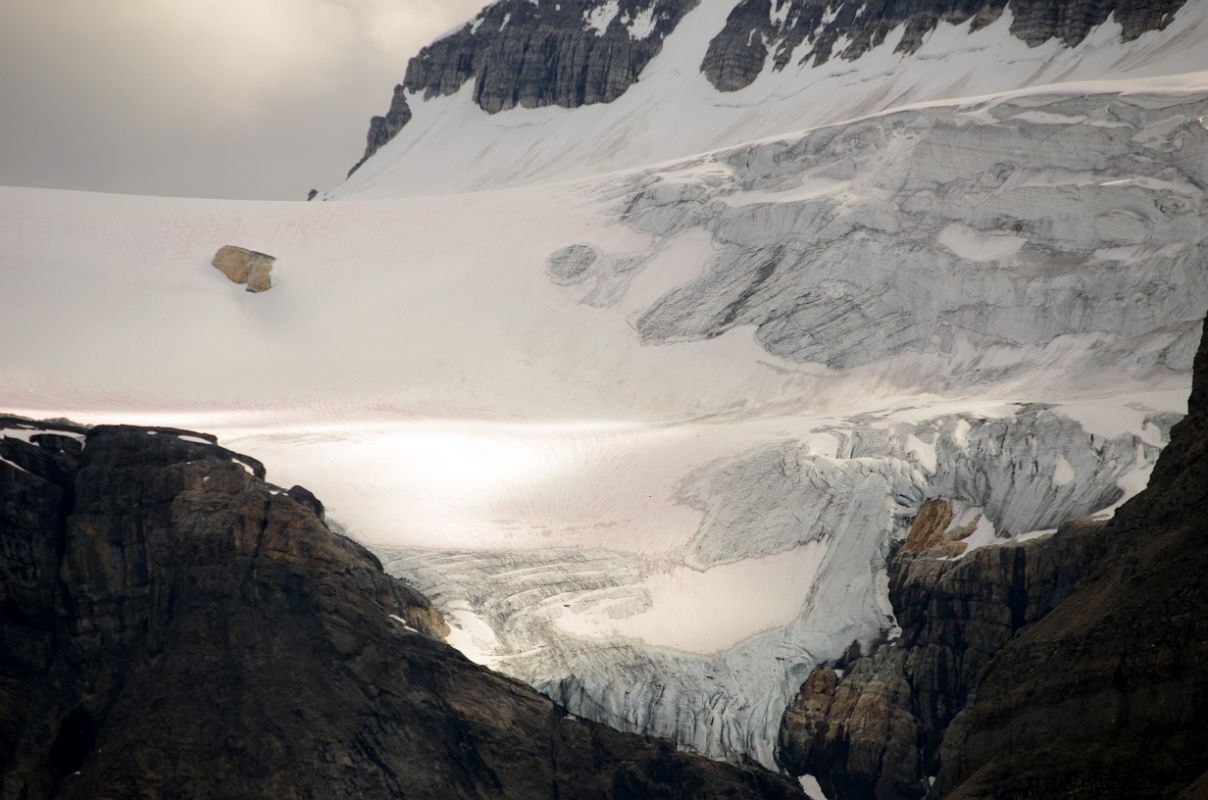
3,0,1208,770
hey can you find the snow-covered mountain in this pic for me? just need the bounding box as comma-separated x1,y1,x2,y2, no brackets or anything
2,0,1208,773
335,0,1206,195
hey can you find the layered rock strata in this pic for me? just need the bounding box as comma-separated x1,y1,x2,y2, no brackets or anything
405,0,698,113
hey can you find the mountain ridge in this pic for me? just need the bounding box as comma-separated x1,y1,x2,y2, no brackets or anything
342,0,1198,189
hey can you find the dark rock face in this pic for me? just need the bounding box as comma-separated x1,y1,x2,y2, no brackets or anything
777,316,1208,799
0,422,82,784
347,84,412,177
349,0,698,174
699,0,778,92
935,317,1208,799
0,418,801,799
779,649,922,799
405,0,698,112
702,0,1189,92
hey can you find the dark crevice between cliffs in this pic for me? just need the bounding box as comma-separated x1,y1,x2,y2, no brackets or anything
46,708,95,785
777,315,1208,799
0,416,801,799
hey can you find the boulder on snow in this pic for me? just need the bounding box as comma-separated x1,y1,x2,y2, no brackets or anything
211,245,276,293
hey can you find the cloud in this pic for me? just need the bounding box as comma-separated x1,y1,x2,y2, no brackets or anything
0,0,491,198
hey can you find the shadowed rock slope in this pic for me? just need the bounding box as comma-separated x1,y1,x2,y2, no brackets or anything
0,419,801,800
778,316,1208,799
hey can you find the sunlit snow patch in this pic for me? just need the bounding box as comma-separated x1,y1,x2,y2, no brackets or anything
555,542,827,653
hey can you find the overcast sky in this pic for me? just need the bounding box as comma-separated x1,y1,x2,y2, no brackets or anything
0,0,489,200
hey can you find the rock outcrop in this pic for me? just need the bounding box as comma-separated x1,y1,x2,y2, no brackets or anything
701,0,1189,92
347,84,412,177
777,316,1208,799
777,517,1108,798
0,417,801,799
349,0,698,174
211,245,275,293
406,0,698,113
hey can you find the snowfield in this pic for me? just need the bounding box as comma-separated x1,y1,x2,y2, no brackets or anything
3,0,1208,769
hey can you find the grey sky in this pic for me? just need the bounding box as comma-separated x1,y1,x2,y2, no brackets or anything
0,0,489,200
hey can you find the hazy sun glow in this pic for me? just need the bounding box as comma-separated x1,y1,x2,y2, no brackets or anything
0,0,492,198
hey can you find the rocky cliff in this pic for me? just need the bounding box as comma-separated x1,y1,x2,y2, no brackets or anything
777,316,1208,799
348,84,412,177
348,0,1191,175
701,0,1189,92
405,0,698,112
0,417,801,799
347,0,698,175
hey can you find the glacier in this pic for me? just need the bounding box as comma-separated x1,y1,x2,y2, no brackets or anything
1,0,1207,772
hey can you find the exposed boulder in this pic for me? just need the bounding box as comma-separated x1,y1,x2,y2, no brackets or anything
346,84,412,177
0,419,801,799
211,245,276,293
